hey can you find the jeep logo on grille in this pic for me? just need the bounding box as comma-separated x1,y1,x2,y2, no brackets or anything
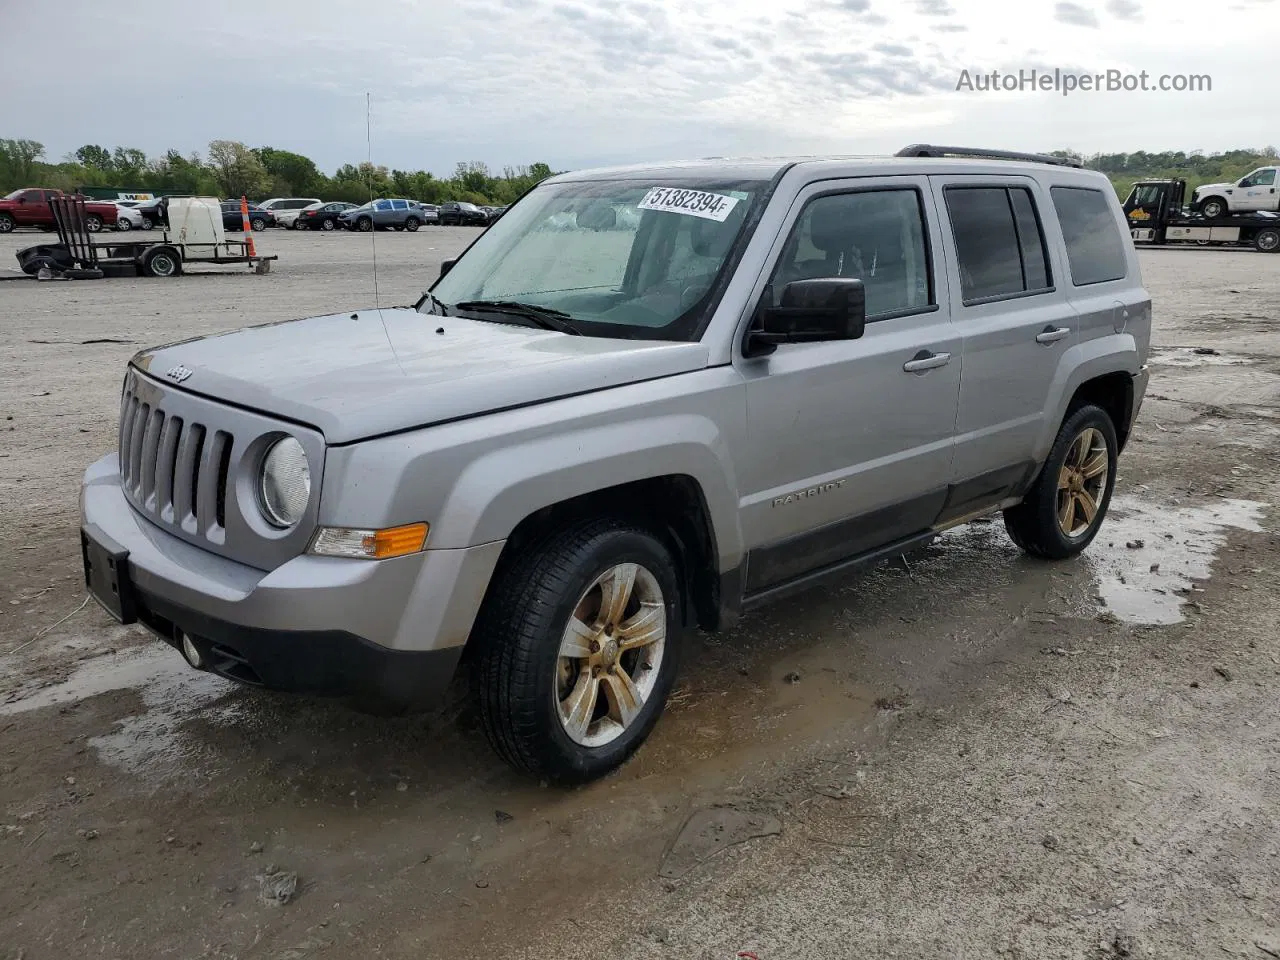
165,365,193,383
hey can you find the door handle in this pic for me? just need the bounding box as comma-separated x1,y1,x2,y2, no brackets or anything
1036,326,1071,345
903,350,952,373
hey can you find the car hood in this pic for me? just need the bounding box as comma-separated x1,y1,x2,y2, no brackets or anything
1194,181,1232,196
132,307,710,444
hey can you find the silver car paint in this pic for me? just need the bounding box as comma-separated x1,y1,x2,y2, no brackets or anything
81,155,1152,666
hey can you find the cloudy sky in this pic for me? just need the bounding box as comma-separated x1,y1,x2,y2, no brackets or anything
2,0,1275,176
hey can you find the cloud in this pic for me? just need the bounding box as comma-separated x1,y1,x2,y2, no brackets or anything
0,0,1270,177
1105,0,1143,18
1054,1,1101,26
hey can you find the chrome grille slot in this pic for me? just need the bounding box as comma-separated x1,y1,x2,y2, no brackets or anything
139,407,165,508
177,423,206,531
127,402,150,496
155,416,183,522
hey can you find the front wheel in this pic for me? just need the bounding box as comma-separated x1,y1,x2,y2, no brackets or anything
321,217,336,231
0,213,14,233
404,217,420,232
1200,197,1228,219
355,217,372,232
473,519,683,784
116,217,133,232
141,217,154,231
250,217,267,231
1004,405,1118,560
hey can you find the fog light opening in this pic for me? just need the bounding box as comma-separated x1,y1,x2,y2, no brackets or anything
179,632,204,670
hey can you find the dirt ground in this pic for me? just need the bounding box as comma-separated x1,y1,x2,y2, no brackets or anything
1,229,1279,960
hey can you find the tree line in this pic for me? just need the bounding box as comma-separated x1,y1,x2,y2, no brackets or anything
0,138,557,206
1047,147,1280,197
4,137,1279,205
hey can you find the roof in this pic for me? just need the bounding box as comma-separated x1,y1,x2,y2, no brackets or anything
548,149,1096,184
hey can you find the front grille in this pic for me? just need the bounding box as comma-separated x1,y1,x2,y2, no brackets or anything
119,380,234,543
114,367,324,571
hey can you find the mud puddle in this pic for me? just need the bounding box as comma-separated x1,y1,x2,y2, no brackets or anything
1150,347,1257,367
1087,496,1266,625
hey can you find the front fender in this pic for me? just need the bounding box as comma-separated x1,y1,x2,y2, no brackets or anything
433,415,745,568
1035,333,1140,460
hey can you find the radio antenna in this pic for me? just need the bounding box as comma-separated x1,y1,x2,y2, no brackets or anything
366,91,381,309
364,92,402,373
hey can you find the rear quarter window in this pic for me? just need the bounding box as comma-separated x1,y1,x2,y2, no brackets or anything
1051,186,1128,286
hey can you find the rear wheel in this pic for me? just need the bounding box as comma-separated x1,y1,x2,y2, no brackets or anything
1004,405,1117,560
1254,228,1280,253
141,246,182,278
473,519,683,784
116,217,133,231
250,217,267,231
141,217,154,231
84,214,103,232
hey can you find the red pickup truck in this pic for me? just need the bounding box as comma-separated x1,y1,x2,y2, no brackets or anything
0,188,119,234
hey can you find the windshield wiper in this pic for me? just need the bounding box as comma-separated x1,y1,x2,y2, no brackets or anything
453,300,583,335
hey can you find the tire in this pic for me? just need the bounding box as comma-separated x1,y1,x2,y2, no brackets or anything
141,218,154,231
64,267,104,280
473,519,684,784
404,217,420,232
0,213,14,233
1003,404,1118,560
1254,228,1280,253
356,217,372,232
85,214,103,232
19,254,59,276
1200,197,1228,219
250,218,267,231
321,217,336,231
141,246,182,278
116,217,133,232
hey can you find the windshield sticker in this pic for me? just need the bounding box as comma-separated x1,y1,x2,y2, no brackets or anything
638,187,740,222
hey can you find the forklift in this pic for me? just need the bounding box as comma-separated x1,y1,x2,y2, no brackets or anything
1123,178,1280,252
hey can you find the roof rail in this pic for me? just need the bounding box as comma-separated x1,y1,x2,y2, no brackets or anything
895,144,1083,168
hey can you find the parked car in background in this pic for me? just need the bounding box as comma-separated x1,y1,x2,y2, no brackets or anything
0,188,120,233
219,200,275,231
111,201,149,231
294,201,358,231
259,197,323,228
438,201,488,226
482,205,508,223
338,198,431,232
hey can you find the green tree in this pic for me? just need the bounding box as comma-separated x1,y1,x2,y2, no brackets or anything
111,147,149,183
207,139,271,199
74,144,113,172
254,146,322,196
0,138,45,187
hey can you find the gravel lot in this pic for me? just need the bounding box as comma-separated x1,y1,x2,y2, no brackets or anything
1,230,1279,960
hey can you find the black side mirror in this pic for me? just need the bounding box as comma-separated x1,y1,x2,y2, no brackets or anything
745,278,866,357
16,196,26,205
439,258,456,278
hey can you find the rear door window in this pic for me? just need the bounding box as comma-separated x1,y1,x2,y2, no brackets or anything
944,185,1054,303
1050,186,1128,286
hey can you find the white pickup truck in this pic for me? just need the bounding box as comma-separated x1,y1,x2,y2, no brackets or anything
1193,166,1280,218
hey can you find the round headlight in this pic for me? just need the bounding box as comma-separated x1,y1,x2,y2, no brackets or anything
259,437,311,528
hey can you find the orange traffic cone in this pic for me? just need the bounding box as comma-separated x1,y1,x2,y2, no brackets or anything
240,196,256,257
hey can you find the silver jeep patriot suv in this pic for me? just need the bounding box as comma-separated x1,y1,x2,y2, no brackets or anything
80,145,1151,784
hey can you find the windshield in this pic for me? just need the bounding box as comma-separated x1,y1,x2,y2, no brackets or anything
3,190,26,200
426,177,766,340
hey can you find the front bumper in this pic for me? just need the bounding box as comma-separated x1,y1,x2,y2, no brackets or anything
80,453,503,710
